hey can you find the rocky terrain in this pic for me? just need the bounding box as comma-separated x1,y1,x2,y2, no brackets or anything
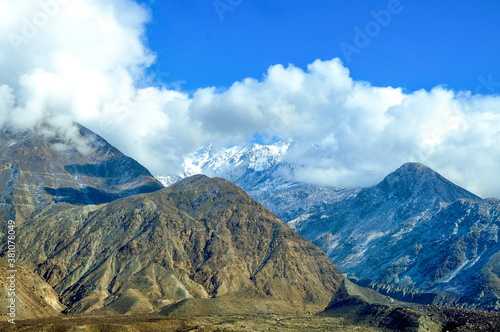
0,124,163,225
163,141,500,311
0,262,65,321
294,163,500,310
2,126,500,331
0,126,347,316
9,174,344,315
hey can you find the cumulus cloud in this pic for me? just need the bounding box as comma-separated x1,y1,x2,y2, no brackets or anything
1,0,500,198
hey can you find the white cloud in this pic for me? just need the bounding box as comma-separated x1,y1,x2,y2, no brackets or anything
184,63,500,198
1,1,500,198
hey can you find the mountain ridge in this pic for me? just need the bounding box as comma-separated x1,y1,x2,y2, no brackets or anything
292,164,499,310
0,124,163,224
378,162,481,202
7,173,344,314
159,142,499,311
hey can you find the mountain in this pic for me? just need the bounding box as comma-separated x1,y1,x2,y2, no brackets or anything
157,139,292,185
2,126,500,331
286,163,499,311
157,140,357,222
0,127,345,315
160,142,500,311
0,125,163,224
10,174,344,314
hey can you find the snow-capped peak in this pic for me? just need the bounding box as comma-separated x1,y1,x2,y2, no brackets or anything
157,139,293,186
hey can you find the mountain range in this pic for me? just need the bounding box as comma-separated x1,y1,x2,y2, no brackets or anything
1,126,343,316
159,140,500,311
157,139,357,222
1,126,499,331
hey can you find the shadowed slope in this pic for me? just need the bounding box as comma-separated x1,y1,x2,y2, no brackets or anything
294,162,499,310
0,264,65,321
0,124,163,224
13,175,343,314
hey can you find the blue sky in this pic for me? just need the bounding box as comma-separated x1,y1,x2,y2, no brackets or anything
145,0,500,93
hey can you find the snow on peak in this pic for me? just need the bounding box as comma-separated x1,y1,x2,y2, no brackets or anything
157,139,293,186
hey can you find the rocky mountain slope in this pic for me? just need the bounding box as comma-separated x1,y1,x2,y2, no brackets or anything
293,163,500,310
0,125,163,224
161,142,500,311
0,126,345,315
13,174,344,314
0,263,65,321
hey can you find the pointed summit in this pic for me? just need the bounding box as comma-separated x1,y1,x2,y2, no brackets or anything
396,161,432,172
0,124,163,222
376,162,480,203
386,162,444,182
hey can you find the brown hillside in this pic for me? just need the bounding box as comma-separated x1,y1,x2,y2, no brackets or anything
12,175,343,314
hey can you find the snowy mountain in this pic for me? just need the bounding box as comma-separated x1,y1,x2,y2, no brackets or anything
157,143,500,311
157,139,292,186
156,139,358,221
294,162,499,310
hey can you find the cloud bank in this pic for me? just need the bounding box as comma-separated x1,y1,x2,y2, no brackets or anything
1,0,500,198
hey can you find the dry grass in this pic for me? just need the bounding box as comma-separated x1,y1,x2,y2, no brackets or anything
0,314,386,332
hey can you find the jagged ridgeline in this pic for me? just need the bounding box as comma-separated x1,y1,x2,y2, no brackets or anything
2,124,500,332
0,124,163,223
0,124,343,315
165,141,500,312
294,163,500,311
